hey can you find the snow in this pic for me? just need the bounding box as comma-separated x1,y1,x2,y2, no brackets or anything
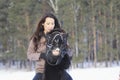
0,67,120,80
69,67,120,80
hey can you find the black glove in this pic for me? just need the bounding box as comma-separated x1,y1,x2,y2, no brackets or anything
39,53,46,60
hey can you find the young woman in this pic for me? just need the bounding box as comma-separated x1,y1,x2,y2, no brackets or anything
27,13,72,80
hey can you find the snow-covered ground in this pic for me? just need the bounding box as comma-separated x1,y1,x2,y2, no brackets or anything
0,67,120,80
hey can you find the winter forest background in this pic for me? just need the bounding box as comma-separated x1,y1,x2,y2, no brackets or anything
0,0,120,70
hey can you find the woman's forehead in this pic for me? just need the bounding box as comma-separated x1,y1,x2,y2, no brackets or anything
45,17,54,22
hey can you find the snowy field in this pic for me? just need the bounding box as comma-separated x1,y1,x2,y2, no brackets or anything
0,67,120,80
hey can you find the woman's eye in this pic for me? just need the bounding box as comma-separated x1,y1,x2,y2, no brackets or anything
47,23,50,25
51,23,54,25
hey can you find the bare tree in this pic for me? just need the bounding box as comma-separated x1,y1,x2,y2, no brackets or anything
48,0,59,14
71,0,80,57
90,0,97,67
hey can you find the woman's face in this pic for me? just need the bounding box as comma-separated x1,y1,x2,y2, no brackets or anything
43,17,55,34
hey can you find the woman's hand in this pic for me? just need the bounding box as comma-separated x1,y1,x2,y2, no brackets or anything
52,48,60,56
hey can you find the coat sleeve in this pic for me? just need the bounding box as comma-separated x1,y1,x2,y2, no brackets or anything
67,48,73,60
66,42,73,60
27,39,41,61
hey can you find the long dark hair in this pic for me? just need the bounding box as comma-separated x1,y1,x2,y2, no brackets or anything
31,13,61,51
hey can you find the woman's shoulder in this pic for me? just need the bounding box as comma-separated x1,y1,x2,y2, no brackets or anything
40,36,46,43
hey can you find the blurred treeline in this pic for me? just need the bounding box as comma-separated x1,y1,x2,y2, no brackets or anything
0,0,120,69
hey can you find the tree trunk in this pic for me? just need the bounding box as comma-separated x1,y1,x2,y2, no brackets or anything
109,2,113,66
72,0,80,57
25,11,30,40
91,0,97,67
114,7,119,65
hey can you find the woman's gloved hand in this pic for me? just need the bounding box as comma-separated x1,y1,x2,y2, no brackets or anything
52,48,60,56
